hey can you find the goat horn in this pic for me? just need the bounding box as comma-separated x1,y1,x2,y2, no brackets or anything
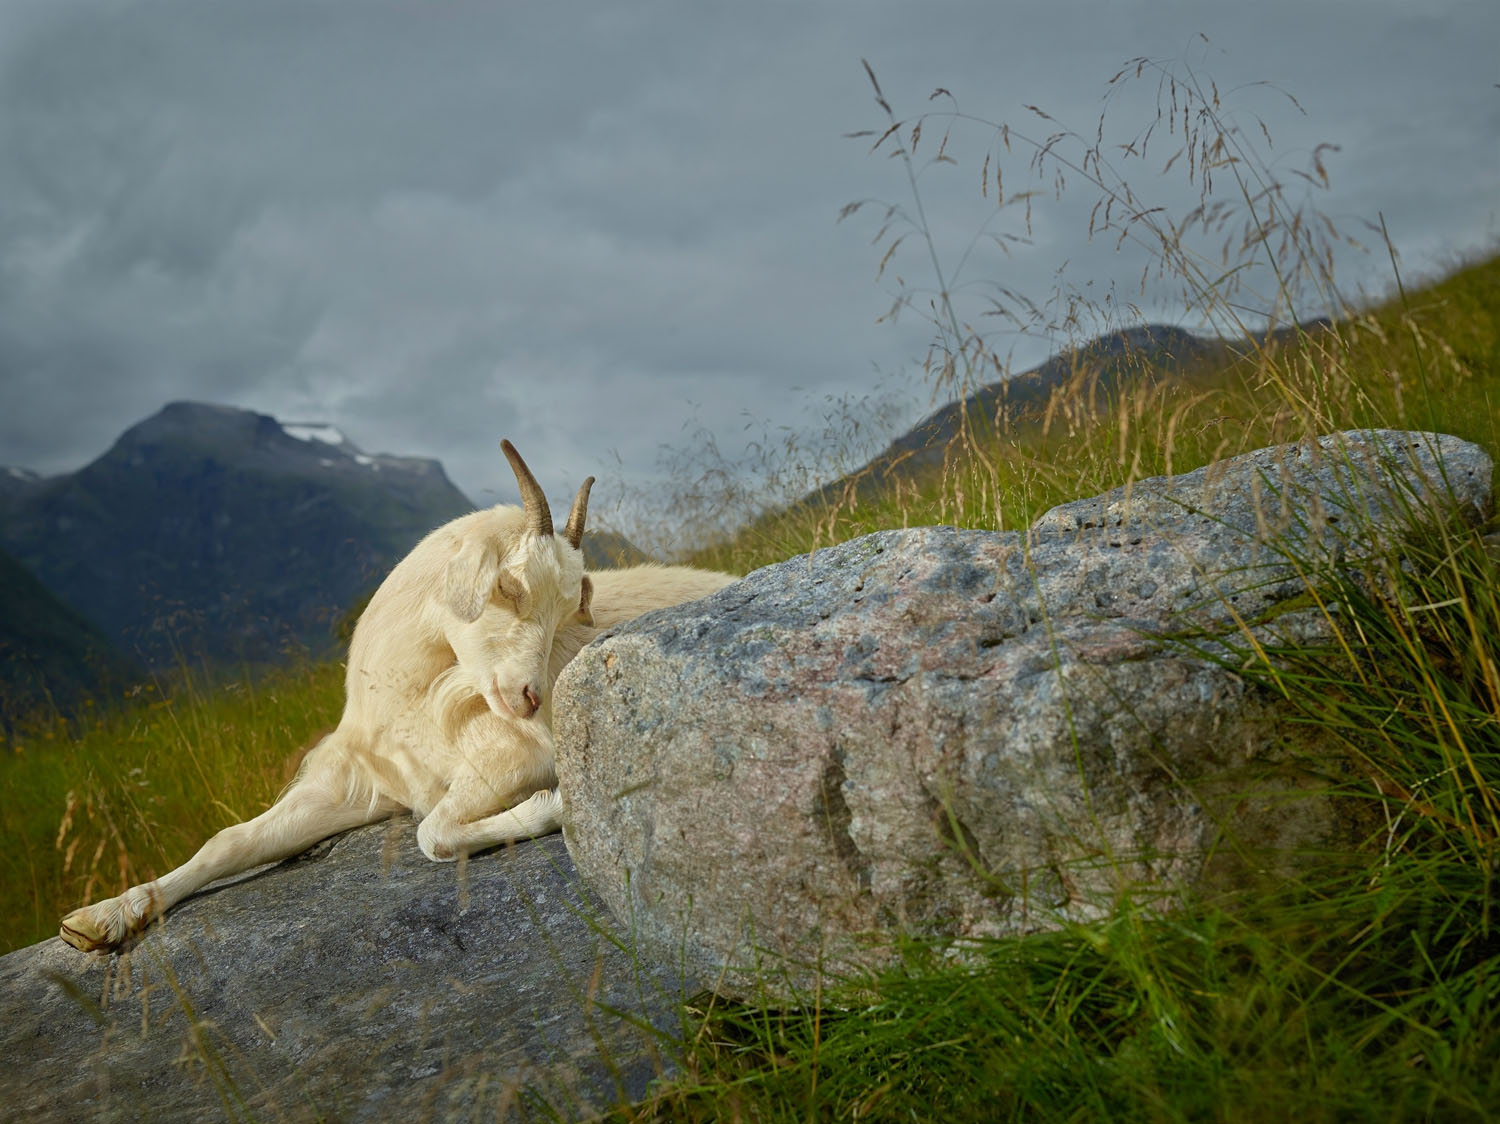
563,476,594,549
500,439,553,537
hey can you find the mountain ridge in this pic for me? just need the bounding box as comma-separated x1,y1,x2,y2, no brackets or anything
0,402,477,669
811,320,1332,506
819,323,1209,504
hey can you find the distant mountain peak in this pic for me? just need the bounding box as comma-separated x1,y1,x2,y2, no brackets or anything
114,400,279,453
1,400,478,669
97,401,459,487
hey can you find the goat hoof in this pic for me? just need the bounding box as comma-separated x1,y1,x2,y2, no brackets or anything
416,819,458,862
59,897,145,952
59,908,115,952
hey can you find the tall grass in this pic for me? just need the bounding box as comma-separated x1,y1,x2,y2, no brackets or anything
607,507,1500,1123
595,55,1500,1122
0,662,343,953
674,256,1500,575
670,51,1498,577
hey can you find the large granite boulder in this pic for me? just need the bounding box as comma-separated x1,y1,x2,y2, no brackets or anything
0,823,685,1122
554,431,1493,998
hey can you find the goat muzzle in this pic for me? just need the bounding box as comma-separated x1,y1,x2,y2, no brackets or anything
486,678,542,720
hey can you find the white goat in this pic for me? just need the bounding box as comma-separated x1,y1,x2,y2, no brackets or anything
60,441,736,953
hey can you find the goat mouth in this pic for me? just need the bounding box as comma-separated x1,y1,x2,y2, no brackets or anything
484,687,519,719
483,682,541,721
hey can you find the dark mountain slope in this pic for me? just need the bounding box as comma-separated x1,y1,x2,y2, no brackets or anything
0,546,144,741
819,324,1214,503
0,403,475,668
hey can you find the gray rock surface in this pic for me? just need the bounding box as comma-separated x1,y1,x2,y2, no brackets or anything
0,823,685,1122
555,430,1493,998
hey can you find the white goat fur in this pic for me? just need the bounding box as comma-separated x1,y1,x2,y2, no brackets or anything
59,457,736,953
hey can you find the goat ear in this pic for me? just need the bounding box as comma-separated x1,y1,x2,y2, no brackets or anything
443,536,501,622
576,574,594,627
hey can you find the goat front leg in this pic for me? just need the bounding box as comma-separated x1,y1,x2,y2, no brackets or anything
59,764,393,953
417,779,563,862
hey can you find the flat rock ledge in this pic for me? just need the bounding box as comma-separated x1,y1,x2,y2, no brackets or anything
0,824,687,1122
555,430,1493,998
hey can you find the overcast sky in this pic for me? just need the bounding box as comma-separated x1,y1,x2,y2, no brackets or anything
0,1,1494,529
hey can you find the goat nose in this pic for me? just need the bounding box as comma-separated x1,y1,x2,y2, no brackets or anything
522,684,541,716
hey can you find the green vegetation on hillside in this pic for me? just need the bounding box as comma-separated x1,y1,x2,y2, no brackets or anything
1,662,343,950
612,485,1500,1124
602,58,1500,1122
680,251,1499,579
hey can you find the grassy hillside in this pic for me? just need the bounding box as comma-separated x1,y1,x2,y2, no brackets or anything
610,52,1500,1109
685,251,1499,576
614,249,1499,1121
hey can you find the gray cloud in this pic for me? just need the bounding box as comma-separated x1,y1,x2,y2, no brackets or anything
0,0,1493,518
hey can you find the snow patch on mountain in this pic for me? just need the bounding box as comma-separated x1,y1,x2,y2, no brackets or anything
281,421,384,471
282,423,351,448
